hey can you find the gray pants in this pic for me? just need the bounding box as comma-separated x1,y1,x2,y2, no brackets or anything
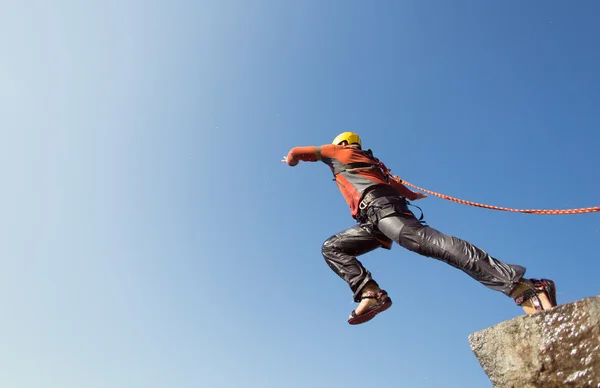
322,195,525,302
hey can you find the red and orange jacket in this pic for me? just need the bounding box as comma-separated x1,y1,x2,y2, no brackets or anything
286,144,420,218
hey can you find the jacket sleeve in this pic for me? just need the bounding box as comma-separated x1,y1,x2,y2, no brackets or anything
286,144,336,163
388,175,420,200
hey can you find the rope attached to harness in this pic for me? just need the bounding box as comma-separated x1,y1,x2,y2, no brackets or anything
398,179,600,215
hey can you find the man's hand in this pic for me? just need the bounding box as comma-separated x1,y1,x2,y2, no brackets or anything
412,192,428,200
281,154,298,166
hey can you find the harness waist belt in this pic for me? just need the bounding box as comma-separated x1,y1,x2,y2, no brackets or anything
359,185,402,209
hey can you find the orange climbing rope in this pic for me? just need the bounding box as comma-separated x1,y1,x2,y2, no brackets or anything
398,178,600,215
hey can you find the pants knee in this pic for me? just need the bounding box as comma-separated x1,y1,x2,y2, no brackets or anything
321,236,338,258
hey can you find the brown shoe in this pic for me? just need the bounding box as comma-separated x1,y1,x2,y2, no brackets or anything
512,278,557,313
348,290,392,325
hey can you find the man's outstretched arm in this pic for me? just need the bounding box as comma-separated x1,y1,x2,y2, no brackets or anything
283,145,334,166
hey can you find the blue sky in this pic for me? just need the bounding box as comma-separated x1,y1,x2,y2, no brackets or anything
1,1,599,387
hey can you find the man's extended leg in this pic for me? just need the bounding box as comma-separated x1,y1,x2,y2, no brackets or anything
375,213,555,313
376,213,523,294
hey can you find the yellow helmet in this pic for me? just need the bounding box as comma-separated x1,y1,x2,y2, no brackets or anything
332,132,361,146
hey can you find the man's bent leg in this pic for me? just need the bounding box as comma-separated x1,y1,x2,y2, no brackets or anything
322,224,383,302
376,214,525,296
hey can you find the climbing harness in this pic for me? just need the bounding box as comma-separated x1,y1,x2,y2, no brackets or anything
406,202,427,224
397,178,600,215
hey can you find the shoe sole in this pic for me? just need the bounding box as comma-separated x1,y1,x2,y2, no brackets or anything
348,299,392,325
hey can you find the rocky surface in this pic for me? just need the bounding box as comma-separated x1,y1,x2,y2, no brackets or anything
469,295,600,388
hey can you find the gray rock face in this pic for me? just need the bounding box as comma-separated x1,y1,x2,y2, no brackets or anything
469,295,600,388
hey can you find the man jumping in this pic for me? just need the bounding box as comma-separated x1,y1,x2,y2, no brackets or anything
283,132,557,325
